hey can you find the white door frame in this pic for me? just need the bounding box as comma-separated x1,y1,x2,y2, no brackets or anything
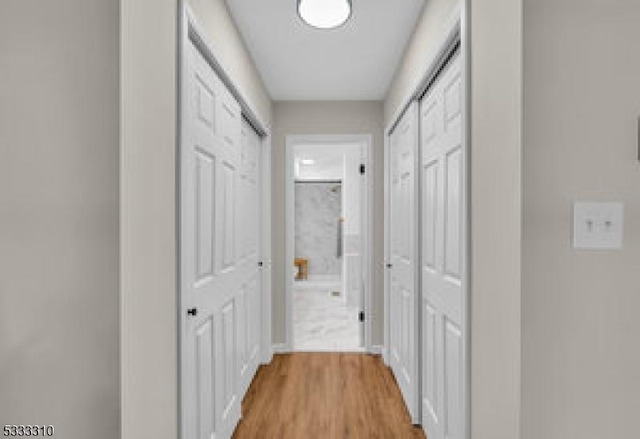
383,5,469,439
284,134,373,353
259,131,273,364
178,8,273,438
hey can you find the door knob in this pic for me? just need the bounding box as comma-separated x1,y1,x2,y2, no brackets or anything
187,308,198,316
386,263,393,269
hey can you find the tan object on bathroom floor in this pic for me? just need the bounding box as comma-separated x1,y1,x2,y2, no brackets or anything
294,258,308,280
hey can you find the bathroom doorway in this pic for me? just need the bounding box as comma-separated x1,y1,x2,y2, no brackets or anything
285,135,372,352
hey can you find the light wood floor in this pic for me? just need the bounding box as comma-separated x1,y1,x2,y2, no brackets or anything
233,353,426,439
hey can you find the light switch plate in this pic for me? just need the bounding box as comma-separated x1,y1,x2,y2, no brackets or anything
573,202,624,249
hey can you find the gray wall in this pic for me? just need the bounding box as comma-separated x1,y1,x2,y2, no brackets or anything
523,1,640,437
120,0,177,437
0,1,120,438
469,1,522,437
272,101,385,345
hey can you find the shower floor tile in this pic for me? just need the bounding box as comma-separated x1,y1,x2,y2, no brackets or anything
293,289,362,352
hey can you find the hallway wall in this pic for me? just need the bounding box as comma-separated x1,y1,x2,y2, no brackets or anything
522,1,640,437
0,1,119,438
121,0,178,438
272,101,385,346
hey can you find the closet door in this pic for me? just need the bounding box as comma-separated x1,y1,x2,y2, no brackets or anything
181,40,242,439
420,49,464,439
236,119,262,398
388,101,420,423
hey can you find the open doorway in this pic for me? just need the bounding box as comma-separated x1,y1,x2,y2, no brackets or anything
285,135,372,353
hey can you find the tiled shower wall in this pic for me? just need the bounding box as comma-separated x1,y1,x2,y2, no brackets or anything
294,182,342,277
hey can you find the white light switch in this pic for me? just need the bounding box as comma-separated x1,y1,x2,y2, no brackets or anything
573,202,624,249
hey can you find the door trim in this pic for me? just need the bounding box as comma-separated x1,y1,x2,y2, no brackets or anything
259,132,273,365
178,7,272,438
284,134,374,353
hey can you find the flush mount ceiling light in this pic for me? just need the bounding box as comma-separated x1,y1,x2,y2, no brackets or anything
297,0,352,30
300,158,316,165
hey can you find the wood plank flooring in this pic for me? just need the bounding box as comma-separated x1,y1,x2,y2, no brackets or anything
233,353,426,439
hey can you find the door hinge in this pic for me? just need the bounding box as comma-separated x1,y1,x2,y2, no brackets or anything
359,164,365,175
359,311,365,322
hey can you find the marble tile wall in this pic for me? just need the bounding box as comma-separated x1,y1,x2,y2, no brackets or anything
295,182,342,276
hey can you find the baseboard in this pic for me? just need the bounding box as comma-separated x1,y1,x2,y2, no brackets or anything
272,343,290,354
273,344,379,356
261,345,274,365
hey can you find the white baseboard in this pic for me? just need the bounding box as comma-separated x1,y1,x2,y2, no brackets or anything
272,343,290,354
261,345,274,365
273,343,381,356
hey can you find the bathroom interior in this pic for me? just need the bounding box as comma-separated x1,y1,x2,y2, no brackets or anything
292,143,364,351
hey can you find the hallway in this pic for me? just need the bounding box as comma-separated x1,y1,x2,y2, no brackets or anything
233,353,425,439
3,1,639,439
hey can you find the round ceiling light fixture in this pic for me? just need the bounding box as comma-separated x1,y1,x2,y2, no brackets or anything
297,0,352,30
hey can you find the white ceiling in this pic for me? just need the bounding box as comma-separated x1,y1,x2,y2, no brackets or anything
226,0,426,101
294,144,347,180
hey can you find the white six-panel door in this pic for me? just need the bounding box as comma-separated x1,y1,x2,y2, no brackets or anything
388,102,420,424
181,39,262,439
420,50,464,439
237,119,262,398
